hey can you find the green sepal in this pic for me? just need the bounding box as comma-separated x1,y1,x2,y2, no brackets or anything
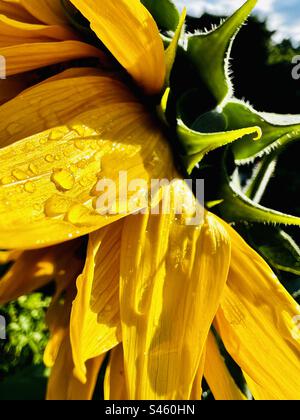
222,100,300,162
187,0,257,103
177,117,261,174
219,152,300,227
141,0,180,31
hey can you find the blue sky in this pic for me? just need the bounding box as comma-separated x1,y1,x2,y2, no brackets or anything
174,0,300,44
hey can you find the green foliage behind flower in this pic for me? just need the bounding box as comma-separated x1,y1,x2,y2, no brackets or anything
0,294,50,376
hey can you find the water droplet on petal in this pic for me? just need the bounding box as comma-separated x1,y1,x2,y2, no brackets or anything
44,194,73,217
29,163,39,175
49,128,68,141
51,169,75,192
45,154,55,163
79,177,89,187
76,159,88,169
24,181,36,193
1,176,15,185
12,169,28,181
71,124,86,137
66,204,90,225
74,140,88,151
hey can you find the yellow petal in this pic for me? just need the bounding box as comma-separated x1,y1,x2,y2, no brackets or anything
46,333,104,400
0,0,38,23
8,0,69,25
70,0,165,94
0,40,104,76
44,283,76,368
0,13,77,44
104,345,127,400
0,78,173,250
204,331,246,400
215,217,300,400
0,240,83,305
120,181,231,399
0,70,135,147
243,374,274,400
70,221,123,384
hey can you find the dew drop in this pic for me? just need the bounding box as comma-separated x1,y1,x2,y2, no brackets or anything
45,154,55,163
49,128,67,141
79,177,89,187
51,169,75,192
44,194,72,217
63,147,73,157
54,153,62,161
12,169,28,181
1,176,15,185
74,140,88,151
66,204,90,225
76,159,88,169
25,142,35,152
34,203,43,212
29,163,39,175
71,124,86,137
24,181,36,193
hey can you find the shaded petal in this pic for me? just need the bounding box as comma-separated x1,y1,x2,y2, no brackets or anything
104,344,127,400
0,239,83,305
0,75,28,105
70,0,165,94
204,331,246,400
0,13,77,44
0,0,40,23
8,0,69,25
0,40,104,76
70,221,123,383
120,181,231,399
44,283,76,368
0,77,174,249
47,333,104,400
215,217,300,400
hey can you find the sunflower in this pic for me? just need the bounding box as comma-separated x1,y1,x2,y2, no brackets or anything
0,0,300,401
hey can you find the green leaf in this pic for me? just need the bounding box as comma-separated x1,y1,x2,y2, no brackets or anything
141,0,180,31
222,100,300,162
187,0,257,103
177,116,261,174
247,225,300,276
219,152,300,226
